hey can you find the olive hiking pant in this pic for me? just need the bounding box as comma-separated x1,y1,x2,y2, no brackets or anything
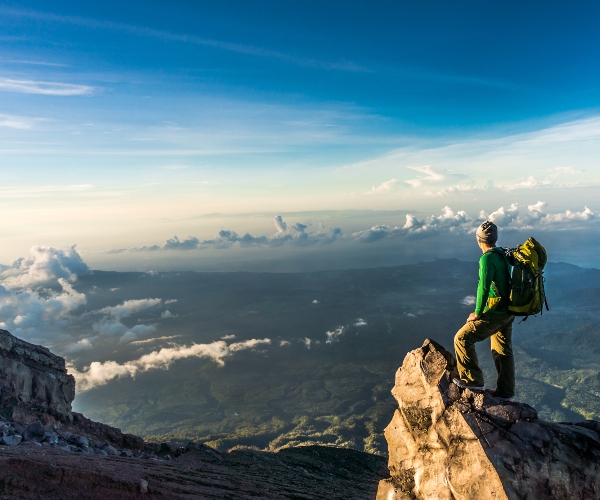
454,311,515,397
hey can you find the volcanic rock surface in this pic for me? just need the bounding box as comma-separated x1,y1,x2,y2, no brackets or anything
377,338,600,500
0,329,75,422
0,329,387,498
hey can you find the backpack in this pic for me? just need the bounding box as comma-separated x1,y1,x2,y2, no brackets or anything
494,238,549,319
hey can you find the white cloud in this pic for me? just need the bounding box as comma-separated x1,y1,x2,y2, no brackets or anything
0,77,95,96
0,113,34,129
354,318,367,327
541,206,594,223
302,337,312,349
405,165,446,187
279,340,291,346
548,167,583,174
325,326,345,344
0,278,86,345
274,215,287,232
0,246,90,345
479,203,519,226
352,202,599,243
160,310,177,319
97,298,162,319
461,295,476,306
91,316,157,343
63,338,93,354
119,216,342,253
69,338,271,392
0,245,89,289
312,299,319,304
366,178,399,195
221,334,236,340
130,335,181,345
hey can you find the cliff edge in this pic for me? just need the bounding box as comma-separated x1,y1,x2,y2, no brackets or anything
0,329,387,498
0,328,75,422
377,338,600,500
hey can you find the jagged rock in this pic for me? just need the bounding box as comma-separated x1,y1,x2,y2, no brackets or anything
68,433,89,448
23,421,45,441
0,329,75,421
103,445,118,456
43,431,59,444
71,412,145,450
377,338,600,500
1,434,22,446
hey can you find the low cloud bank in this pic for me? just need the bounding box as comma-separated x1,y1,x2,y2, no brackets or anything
0,246,88,345
69,338,271,392
352,202,597,243
113,216,342,253
0,245,89,288
101,203,599,255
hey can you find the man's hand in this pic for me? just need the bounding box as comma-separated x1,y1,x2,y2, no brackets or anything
467,313,480,322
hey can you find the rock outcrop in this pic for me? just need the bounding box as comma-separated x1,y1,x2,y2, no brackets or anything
0,329,388,498
0,329,75,422
377,339,600,500
0,329,147,456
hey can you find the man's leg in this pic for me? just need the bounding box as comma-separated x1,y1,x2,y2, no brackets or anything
454,318,497,387
490,315,515,397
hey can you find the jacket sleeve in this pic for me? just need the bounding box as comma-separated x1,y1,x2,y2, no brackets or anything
474,254,495,315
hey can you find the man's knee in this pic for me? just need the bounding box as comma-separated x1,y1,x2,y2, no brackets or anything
454,326,472,347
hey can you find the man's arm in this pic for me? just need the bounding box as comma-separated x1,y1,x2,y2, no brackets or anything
471,254,495,320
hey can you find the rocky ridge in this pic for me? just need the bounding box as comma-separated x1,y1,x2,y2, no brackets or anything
0,329,387,498
377,338,600,500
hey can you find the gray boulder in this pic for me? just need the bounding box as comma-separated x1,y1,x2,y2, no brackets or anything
22,421,45,441
68,434,89,448
102,445,118,456
1,434,22,446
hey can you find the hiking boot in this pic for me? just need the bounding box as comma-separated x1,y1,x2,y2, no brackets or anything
452,378,485,392
486,389,513,402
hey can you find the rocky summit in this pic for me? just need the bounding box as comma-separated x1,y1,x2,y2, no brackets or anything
1,329,600,499
377,339,600,500
0,329,387,498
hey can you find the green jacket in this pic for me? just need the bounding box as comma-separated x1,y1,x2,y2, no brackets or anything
475,249,511,315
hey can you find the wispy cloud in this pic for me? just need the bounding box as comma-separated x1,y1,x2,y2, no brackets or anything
0,77,95,96
0,60,67,67
1,7,369,73
1,184,94,198
97,298,162,319
366,178,399,195
130,335,181,345
0,114,34,129
69,338,272,391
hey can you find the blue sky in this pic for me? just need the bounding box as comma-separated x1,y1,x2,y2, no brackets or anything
1,1,600,269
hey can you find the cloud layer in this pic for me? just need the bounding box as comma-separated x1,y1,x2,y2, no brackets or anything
352,202,597,243
125,215,342,252
69,338,271,392
0,246,89,344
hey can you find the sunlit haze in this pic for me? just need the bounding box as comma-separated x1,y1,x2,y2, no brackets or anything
1,1,599,272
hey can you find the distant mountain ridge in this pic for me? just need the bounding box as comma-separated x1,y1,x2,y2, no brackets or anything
70,259,600,453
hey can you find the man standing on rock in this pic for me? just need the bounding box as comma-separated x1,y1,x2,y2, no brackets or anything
453,221,515,401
